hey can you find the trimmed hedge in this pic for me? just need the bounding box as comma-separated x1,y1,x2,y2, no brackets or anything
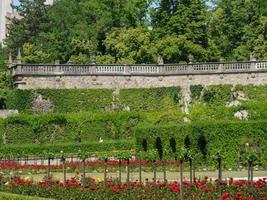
5,87,182,113
119,87,181,112
0,140,134,157
0,112,143,144
135,120,267,168
6,89,114,113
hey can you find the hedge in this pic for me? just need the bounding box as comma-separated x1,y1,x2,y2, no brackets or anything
6,89,114,113
5,87,182,113
0,112,143,145
135,120,267,168
119,87,181,112
0,140,134,157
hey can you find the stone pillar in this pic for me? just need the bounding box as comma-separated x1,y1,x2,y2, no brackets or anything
250,54,256,71
158,56,164,73
187,54,193,72
55,60,60,73
188,54,193,64
219,58,224,72
16,48,22,64
16,48,22,74
8,52,13,69
124,64,130,74
91,55,96,74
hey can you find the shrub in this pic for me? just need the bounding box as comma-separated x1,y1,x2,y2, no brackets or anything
0,140,134,157
0,112,143,145
190,85,204,100
119,87,181,112
135,120,267,167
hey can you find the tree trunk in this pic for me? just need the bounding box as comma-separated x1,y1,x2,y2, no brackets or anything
189,159,193,184
48,158,51,179
153,160,157,188
179,160,184,200
217,158,222,198
104,158,108,187
62,158,66,185
126,159,130,188
192,159,195,182
248,163,251,182
163,161,166,183
138,159,142,183
250,162,253,182
82,159,86,187
119,159,122,183
218,158,222,181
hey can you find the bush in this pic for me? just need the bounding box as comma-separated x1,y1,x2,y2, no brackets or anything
0,140,134,157
135,120,267,168
202,85,233,105
6,90,34,112
0,112,143,145
190,85,204,100
5,87,182,113
119,87,181,112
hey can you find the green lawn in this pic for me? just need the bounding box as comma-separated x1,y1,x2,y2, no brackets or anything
0,192,52,200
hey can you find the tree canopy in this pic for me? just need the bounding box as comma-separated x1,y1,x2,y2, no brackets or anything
1,0,266,65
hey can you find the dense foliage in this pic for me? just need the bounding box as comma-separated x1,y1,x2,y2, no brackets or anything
135,120,267,167
0,112,144,144
0,140,134,158
6,87,182,113
1,0,266,65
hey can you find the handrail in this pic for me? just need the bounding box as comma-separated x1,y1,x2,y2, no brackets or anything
12,61,267,76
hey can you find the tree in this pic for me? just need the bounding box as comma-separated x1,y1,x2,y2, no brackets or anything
104,27,156,64
5,0,50,56
0,46,7,71
151,0,219,62
209,0,266,60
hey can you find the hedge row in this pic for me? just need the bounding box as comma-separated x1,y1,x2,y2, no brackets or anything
5,87,181,113
135,120,267,168
0,112,144,144
0,140,134,157
6,89,113,113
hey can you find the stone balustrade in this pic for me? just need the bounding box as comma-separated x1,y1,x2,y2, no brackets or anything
12,61,267,76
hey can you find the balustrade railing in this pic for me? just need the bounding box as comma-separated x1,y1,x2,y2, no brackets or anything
12,61,267,76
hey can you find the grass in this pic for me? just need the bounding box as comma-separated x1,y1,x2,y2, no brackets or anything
0,192,52,200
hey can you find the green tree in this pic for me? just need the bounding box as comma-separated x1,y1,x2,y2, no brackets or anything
104,27,156,64
209,0,266,60
151,0,219,62
5,0,50,56
0,46,7,71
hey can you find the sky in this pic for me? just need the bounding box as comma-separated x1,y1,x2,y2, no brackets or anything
13,0,19,6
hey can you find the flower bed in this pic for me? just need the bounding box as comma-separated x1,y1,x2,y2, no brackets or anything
0,175,266,200
0,160,178,174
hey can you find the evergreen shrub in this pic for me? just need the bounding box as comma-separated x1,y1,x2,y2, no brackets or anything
135,120,267,167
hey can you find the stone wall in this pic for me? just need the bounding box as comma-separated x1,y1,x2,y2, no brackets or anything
16,72,267,89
